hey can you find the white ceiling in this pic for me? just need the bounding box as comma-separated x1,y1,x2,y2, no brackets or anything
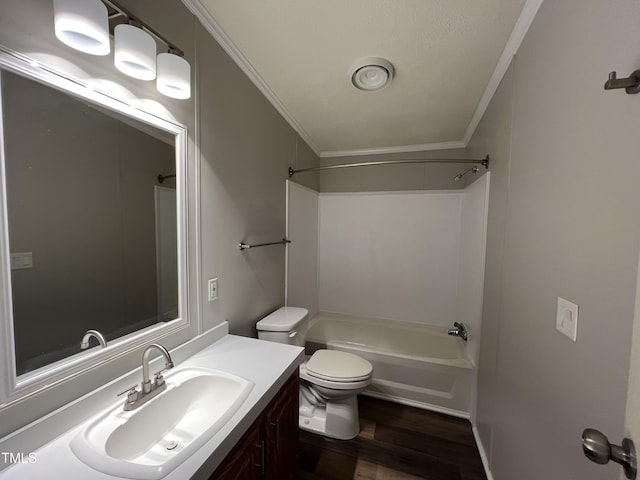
183,0,540,157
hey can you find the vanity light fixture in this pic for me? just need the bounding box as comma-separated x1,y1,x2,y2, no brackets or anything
53,0,110,56
157,51,191,99
114,23,156,81
52,0,191,99
351,57,394,92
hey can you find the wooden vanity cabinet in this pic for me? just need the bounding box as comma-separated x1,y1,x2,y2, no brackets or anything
210,374,299,480
209,424,263,480
263,373,298,479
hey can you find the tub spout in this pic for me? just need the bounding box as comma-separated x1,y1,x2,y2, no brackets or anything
447,322,468,342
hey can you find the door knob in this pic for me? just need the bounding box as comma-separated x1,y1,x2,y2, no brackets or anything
582,428,637,479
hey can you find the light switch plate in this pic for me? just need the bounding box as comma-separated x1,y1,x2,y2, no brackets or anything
207,278,218,302
10,252,33,270
556,297,578,342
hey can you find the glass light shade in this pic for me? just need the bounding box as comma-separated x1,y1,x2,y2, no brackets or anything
156,53,191,99
114,24,157,81
53,0,110,56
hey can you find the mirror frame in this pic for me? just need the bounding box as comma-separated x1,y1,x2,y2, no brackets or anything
0,46,190,406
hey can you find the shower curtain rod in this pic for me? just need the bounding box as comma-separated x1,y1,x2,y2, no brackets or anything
288,155,489,178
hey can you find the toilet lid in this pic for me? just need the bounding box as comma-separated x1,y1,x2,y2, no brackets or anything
256,306,308,332
305,350,373,382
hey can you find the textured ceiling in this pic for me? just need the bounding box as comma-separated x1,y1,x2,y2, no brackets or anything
190,0,530,156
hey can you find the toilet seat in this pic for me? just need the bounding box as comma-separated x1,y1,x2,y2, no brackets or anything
304,349,372,382
299,365,371,391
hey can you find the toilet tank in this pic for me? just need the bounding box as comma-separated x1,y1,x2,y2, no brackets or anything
256,306,309,346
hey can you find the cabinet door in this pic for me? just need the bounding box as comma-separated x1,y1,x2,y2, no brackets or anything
264,375,299,480
210,421,264,480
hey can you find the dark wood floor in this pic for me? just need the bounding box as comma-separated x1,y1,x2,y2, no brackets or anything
297,396,487,480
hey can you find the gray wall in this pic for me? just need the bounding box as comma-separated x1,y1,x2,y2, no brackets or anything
197,21,316,337
467,1,640,479
0,0,318,437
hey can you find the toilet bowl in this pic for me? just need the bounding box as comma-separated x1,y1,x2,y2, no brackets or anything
256,307,373,440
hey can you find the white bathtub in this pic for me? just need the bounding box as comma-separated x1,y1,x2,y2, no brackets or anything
305,312,474,417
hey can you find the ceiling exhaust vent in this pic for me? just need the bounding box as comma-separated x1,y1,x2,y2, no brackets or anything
351,57,394,92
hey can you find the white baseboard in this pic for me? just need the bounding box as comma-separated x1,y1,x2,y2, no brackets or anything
360,391,470,419
472,424,495,480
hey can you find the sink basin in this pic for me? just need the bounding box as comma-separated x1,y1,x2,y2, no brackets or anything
70,367,254,479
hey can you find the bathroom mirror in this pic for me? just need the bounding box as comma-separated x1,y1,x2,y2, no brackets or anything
0,52,188,394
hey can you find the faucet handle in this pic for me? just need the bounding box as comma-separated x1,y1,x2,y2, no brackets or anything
154,371,166,387
117,384,140,403
153,359,174,386
453,322,463,329
154,360,175,385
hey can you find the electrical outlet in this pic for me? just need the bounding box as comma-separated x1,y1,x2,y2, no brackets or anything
556,297,578,342
207,278,218,302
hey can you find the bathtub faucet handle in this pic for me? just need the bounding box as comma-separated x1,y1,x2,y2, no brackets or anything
448,322,468,342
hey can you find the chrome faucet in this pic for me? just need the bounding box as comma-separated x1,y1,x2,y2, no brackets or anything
447,322,468,342
80,330,107,349
141,344,174,393
118,343,174,411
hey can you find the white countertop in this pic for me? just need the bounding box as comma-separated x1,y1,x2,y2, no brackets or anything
0,328,304,480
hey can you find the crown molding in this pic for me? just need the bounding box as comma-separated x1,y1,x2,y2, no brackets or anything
182,0,543,159
462,0,544,145
180,0,321,156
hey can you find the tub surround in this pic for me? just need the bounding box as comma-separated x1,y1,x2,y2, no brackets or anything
0,323,304,480
286,177,489,420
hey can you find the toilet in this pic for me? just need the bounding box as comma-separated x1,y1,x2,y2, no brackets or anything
256,306,373,440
